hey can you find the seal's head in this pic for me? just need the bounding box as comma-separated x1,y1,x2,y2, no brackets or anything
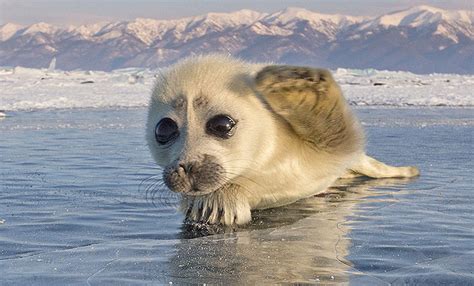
146,55,275,196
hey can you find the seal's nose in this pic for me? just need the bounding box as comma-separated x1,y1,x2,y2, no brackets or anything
176,162,197,175
164,163,192,193
163,155,223,194
177,163,187,175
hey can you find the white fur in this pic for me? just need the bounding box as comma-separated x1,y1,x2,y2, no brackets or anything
146,54,419,225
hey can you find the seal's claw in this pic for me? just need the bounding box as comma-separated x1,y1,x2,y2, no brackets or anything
181,185,251,225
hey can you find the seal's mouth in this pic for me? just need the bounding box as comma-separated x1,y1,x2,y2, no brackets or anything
175,182,226,197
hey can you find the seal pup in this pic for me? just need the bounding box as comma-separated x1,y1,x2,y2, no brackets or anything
146,55,419,225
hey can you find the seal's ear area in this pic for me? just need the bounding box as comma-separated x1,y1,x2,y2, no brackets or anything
254,65,363,155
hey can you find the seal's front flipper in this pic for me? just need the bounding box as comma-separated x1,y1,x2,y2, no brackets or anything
349,154,420,178
254,65,363,155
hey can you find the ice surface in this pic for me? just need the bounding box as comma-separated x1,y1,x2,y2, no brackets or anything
0,108,472,284
0,67,472,112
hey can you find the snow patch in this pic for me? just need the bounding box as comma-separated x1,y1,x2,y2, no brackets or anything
263,7,364,29
21,22,59,35
335,68,474,106
0,23,24,41
357,5,472,31
0,66,472,112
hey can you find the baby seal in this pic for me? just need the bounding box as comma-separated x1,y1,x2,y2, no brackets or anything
146,55,419,225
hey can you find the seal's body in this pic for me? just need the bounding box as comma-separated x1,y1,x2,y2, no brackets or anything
146,55,419,225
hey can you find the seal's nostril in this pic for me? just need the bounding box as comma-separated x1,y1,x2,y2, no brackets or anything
177,164,187,175
177,162,195,174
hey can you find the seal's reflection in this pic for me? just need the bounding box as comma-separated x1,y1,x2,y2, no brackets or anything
166,177,416,284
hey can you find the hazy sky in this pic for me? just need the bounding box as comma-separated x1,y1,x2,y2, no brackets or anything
0,0,472,26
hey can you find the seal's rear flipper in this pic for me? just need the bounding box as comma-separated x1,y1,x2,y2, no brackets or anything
347,154,420,178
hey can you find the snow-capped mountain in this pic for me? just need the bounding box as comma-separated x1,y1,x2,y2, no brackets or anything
0,6,472,73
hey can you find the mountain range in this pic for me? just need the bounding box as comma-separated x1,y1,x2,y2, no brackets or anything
0,5,473,74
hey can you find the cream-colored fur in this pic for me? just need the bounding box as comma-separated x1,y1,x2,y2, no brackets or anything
146,54,419,225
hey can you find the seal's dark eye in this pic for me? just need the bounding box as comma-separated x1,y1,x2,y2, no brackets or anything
155,118,179,145
206,114,237,139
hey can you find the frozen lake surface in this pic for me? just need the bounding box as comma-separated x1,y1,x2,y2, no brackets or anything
0,107,473,285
